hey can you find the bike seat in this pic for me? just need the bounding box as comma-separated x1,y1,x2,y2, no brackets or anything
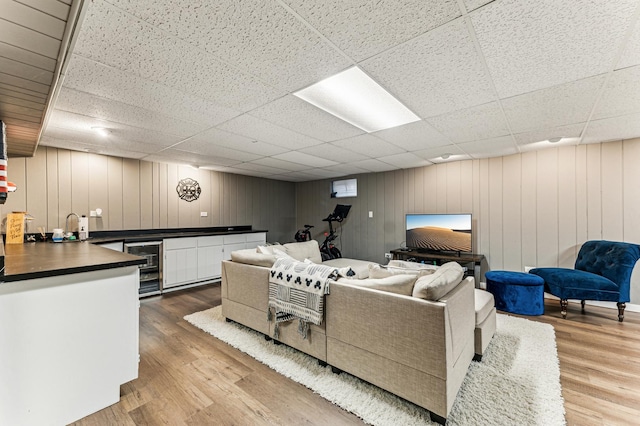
304,224,314,228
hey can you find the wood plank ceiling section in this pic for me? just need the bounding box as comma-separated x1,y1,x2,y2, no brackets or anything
0,0,80,157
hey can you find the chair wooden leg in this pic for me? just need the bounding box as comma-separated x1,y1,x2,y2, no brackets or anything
560,299,568,319
617,302,626,322
581,300,586,313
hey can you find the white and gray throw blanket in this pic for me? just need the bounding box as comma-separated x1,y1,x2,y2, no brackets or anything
268,257,338,339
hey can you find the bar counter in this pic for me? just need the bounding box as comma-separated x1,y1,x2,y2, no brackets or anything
2,240,145,282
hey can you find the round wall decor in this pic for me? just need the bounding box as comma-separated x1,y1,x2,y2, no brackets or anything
176,178,201,202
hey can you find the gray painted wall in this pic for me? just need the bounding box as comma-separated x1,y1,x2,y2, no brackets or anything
296,138,640,304
1,147,296,244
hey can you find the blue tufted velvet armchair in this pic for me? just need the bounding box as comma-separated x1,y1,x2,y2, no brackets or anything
530,240,640,322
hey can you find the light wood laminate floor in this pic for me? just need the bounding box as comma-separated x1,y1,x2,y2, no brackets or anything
73,284,640,425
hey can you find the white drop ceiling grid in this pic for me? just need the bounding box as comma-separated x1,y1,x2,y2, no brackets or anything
6,0,634,182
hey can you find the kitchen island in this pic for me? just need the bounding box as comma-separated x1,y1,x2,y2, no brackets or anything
0,241,145,425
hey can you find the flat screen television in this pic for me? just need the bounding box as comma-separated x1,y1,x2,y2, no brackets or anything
405,213,472,253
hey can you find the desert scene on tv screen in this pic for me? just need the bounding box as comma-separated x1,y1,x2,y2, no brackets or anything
406,226,472,252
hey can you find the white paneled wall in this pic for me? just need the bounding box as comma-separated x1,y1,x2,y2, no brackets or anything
1,147,295,243
296,138,640,302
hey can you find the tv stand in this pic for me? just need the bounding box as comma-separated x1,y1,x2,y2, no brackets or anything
390,249,484,286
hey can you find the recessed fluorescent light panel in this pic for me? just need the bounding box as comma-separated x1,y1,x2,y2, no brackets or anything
294,67,420,133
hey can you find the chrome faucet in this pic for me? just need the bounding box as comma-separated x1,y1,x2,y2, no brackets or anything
65,212,80,236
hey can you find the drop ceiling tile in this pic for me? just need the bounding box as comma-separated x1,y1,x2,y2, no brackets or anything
457,135,518,158
617,18,640,69
268,173,310,182
519,137,581,153
375,152,432,169
593,66,640,120
171,139,262,162
502,75,605,133
40,136,149,159
109,0,351,92
43,126,171,154
471,0,638,98
146,149,242,167
218,114,324,150
251,157,308,172
349,159,399,173
297,144,368,163
180,127,288,157
426,102,509,143
362,18,495,118
249,95,363,142
321,164,369,176
513,123,585,146
303,168,351,178
581,113,640,144
412,144,468,162
272,151,338,168
63,55,240,127
330,134,405,157
233,162,289,175
74,0,284,111
271,171,323,182
206,167,274,178
283,0,461,62
373,120,451,151
44,110,183,147
462,0,493,13
55,87,208,138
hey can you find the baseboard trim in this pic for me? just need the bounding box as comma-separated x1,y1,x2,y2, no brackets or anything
543,293,640,313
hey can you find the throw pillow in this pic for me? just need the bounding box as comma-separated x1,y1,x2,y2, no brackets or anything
369,263,436,279
282,240,323,264
338,274,417,296
231,248,277,267
412,261,464,300
388,259,439,270
256,243,283,255
272,248,295,260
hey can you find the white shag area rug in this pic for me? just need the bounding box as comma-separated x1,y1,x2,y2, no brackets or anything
185,307,565,426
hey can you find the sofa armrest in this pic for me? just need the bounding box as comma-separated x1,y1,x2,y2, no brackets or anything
221,260,270,310
325,277,474,379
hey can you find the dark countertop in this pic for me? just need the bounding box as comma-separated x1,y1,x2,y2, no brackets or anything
2,242,146,282
1,227,268,283
71,226,267,244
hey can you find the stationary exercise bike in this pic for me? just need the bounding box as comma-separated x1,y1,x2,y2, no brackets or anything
294,224,314,242
319,204,351,261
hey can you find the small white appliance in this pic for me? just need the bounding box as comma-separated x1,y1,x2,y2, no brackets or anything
78,215,89,240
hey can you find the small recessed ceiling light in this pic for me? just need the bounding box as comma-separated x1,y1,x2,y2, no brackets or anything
293,66,421,133
441,153,451,159
548,137,562,143
91,127,110,137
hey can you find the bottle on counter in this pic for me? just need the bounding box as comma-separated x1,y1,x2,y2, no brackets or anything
52,228,64,242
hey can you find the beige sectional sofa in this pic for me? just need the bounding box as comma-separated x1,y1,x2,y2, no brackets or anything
221,241,479,423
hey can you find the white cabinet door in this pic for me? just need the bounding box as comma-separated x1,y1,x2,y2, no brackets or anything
164,247,198,288
223,242,246,260
245,232,267,249
197,244,224,280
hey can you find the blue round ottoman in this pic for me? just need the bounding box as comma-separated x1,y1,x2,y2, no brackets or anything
485,271,545,316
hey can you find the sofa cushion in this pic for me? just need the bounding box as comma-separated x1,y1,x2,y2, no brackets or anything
231,248,276,267
474,289,495,325
369,263,436,279
323,258,372,279
282,240,323,264
412,261,464,300
256,243,283,255
388,259,439,271
338,274,417,296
